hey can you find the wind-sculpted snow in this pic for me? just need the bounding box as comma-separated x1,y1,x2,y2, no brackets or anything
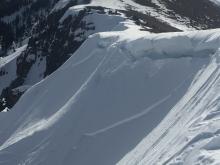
0,29,220,165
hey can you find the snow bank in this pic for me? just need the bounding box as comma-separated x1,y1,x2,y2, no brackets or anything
0,29,220,165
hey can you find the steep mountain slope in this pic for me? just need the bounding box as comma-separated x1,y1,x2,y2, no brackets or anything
1,1,220,164
1,0,220,111
118,41,220,164
0,0,181,111
0,28,220,165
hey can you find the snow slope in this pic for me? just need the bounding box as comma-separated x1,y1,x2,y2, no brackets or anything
118,48,220,164
0,28,220,165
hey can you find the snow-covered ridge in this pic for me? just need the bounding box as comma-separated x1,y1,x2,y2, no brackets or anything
0,28,220,164
0,45,27,94
0,45,26,68
56,0,193,31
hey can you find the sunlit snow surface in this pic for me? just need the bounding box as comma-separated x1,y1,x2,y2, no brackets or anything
54,0,194,31
0,27,220,165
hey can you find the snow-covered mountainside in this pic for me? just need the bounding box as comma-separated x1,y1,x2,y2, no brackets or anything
0,27,220,164
1,0,220,164
0,0,181,111
1,0,220,111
